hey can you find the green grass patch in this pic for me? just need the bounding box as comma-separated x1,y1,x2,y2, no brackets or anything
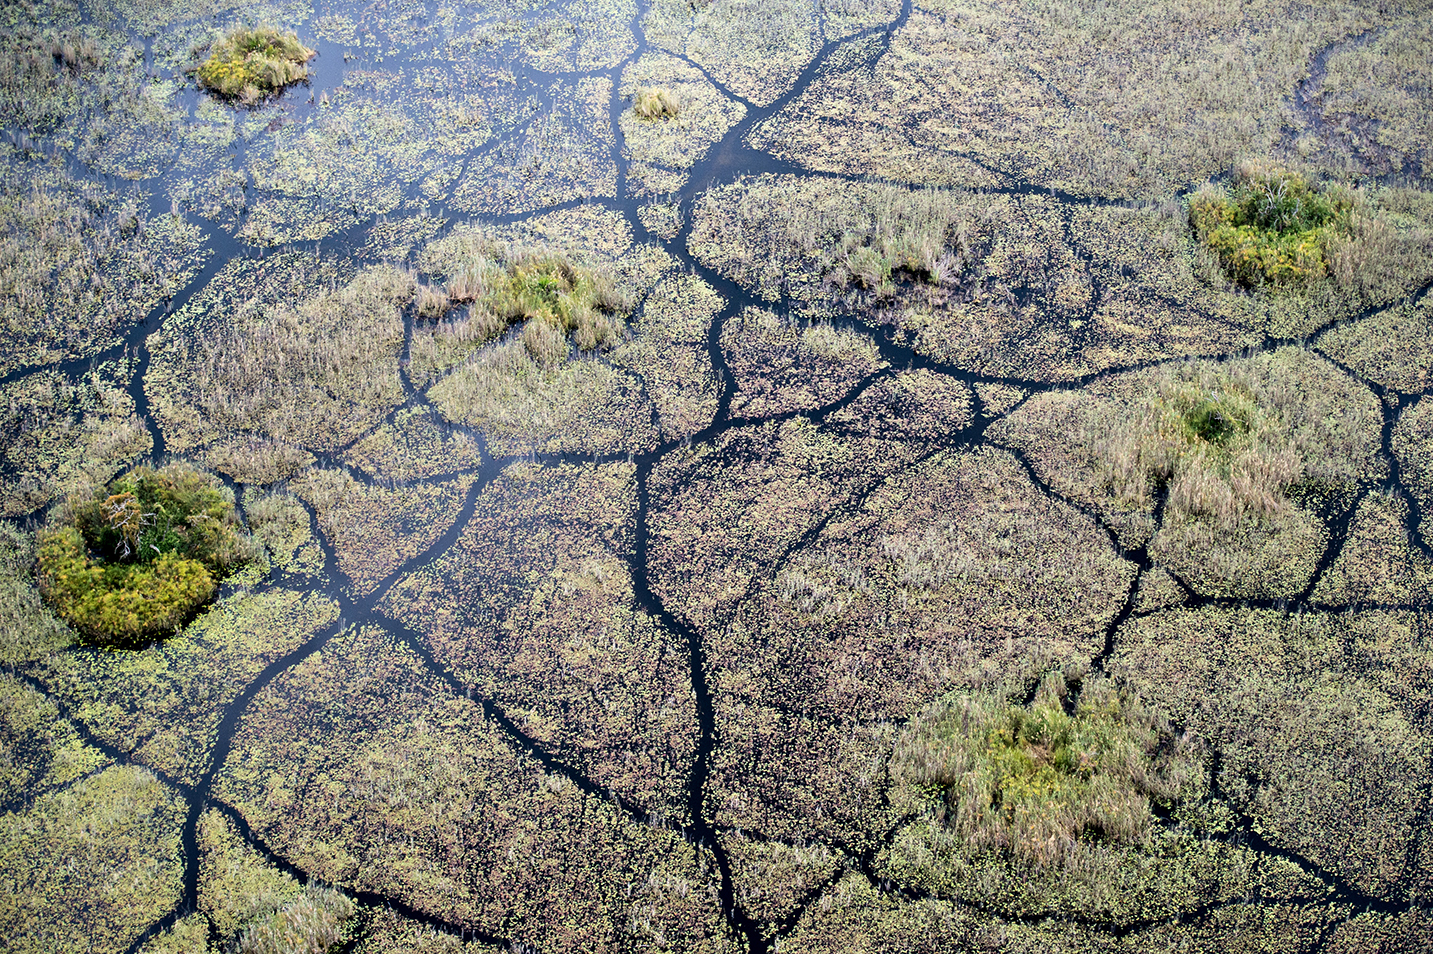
895,672,1195,868
36,462,257,646
426,237,629,367
1190,164,1352,288
196,26,314,104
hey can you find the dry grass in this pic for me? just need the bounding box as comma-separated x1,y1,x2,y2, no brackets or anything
689,174,980,304
632,86,680,120
235,883,354,954
163,265,414,452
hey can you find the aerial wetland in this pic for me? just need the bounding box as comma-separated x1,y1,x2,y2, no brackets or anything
3,0,1433,951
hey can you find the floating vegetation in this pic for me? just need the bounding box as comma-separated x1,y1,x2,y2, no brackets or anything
0,765,185,954
0,361,150,518
196,26,315,104
35,462,258,646
0,155,207,377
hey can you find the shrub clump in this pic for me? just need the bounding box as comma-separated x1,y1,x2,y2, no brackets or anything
196,26,315,104
236,884,354,954
894,672,1194,867
431,240,629,367
632,86,680,120
1190,163,1352,287
35,462,256,646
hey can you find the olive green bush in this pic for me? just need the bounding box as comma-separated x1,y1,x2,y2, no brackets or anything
36,462,256,646
196,26,315,104
1189,164,1352,287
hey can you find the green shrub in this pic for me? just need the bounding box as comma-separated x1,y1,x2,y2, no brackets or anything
196,26,315,104
1189,163,1352,287
36,463,256,646
894,673,1195,867
632,86,680,120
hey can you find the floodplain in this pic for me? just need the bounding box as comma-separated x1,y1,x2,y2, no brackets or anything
2,0,1433,951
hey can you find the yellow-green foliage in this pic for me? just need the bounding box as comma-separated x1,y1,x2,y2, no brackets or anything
1190,164,1352,287
633,86,680,120
196,26,314,104
895,673,1194,867
36,463,256,646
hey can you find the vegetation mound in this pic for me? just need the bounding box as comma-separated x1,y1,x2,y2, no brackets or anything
894,672,1195,867
420,237,629,367
633,86,680,120
196,26,315,104
36,462,256,646
1190,163,1352,288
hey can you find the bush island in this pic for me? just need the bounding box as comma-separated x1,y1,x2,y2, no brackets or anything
894,673,1195,867
196,26,315,104
1190,164,1352,287
36,463,256,646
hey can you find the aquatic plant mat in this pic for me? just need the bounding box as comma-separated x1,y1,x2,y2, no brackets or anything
3,0,1433,951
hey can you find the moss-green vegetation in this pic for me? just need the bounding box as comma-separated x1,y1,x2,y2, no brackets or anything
0,765,185,954
1190,164,1352,287
894,672,1195,868
35,462,257,646
196,26,314,104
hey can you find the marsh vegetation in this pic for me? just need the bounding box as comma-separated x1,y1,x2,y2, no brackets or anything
3,0,1433,951
196,27,315,105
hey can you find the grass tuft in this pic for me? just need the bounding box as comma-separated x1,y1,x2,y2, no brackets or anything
893,672,1196,868
633,86,681,120
235,883,355,954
